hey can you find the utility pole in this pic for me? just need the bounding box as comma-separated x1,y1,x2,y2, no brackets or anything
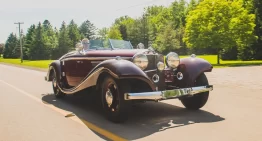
14,22,24,63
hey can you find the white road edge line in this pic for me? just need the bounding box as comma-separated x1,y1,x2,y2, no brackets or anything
0,79,86,126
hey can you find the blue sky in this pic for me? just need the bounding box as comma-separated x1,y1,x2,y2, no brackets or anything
0,0,176,43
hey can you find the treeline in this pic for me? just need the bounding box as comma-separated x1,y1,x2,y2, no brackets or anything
104,0,262,62
2,19,96,60
1,0,262,63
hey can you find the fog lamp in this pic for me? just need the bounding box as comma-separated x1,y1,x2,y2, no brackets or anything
157,62,165,71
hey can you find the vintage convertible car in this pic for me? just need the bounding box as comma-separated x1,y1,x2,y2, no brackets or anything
45,39,213,123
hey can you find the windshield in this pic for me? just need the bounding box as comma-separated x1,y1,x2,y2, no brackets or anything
85,39,133,50
88,39,110,50
109,39,133,49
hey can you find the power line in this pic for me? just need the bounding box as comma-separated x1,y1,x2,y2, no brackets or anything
14,22,24,63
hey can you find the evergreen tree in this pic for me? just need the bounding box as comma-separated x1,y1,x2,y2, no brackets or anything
29,22,49,60
79,20,97,39
42,20,58,59
3,33,19,58
24,25,36,60
57,21,71,58
0,43,4,57
68,20,81,48
251,0,262,59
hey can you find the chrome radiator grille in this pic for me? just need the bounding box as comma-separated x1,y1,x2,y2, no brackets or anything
145,54,157,71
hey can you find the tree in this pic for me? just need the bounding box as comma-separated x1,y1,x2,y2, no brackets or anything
3,33,19,58
114,16,132,40
23,25,36,60
0,43,4,57
42,20,58,59
98,27,109,40
250,0,262,59
57,21,71,57
79,20,97,39
68,20,81,47
144,5,165,45
184,0,257,64
43,20,51,30
107,26,122,40
186,0,199,14
29,22,49,60
153,23,181,54
170,0,187,28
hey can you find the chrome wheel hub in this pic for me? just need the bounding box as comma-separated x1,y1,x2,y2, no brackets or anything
106,89,113,107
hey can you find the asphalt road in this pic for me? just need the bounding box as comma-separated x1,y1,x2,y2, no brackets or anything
0,64,261,141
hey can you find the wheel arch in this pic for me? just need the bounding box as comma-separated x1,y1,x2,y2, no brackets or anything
175,57,213,87
46,60,62,82
94,59,156,91
95,71,154,93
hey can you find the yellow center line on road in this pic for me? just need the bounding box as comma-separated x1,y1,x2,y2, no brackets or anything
80,119,127,141
0,79,127,141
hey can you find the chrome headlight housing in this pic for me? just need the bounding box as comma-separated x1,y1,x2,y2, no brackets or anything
166,52,180,68
132,53,148,70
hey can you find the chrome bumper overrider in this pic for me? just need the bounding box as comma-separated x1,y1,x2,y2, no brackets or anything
124,85,213,101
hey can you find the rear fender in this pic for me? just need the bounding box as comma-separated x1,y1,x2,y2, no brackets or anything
175,57,213,87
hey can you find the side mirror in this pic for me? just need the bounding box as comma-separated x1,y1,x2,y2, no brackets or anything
75,43,83,52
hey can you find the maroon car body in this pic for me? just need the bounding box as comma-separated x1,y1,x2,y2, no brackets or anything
45,39,214,123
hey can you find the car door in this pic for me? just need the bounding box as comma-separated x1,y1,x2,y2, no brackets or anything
76,59,94,81
63,59,81,87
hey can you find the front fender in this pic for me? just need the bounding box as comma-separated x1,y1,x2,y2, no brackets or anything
93,59,155,90
46,60,62,82
176,57,213,87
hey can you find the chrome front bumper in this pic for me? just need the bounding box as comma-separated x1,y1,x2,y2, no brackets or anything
124,85,213,101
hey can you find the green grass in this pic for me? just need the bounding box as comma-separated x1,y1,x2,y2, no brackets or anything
181,55,262,67
0,58,53,69
0,55,262,69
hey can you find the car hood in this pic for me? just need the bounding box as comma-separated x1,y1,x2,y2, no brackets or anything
84,49,149,57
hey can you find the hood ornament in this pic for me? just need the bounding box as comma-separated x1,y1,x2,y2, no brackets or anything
148,46,154,51
147,46,156,54
137,43,145,49
115,56,122,60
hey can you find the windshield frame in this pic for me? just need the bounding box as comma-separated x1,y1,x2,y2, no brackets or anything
78,38,134,53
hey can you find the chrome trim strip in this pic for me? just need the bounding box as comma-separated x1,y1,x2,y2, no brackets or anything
57,67,104,94
124,85,213,101
144,69,157,73
56,67,119,95
45,66,53,81
61,57,132,61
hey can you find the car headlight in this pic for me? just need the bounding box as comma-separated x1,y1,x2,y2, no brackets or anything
157,62,165,71
166,52,180,68
132,53,148,70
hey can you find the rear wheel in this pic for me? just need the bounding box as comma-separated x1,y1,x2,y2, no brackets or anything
180,73,209,110
52,72,66,98
101,76,131,123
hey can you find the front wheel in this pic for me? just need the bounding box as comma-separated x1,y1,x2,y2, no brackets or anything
101,76,131,123
52,72,66,98
180,73,209,110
